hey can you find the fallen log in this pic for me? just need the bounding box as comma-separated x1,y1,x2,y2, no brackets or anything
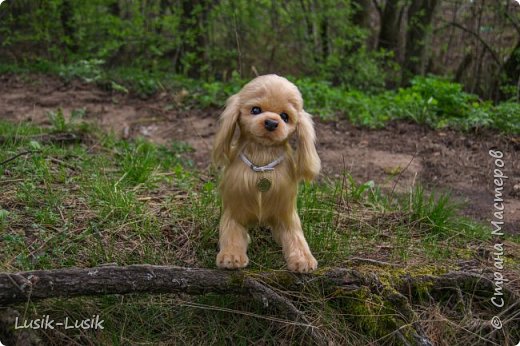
1,265,518,345
1,265,518,313
1,265,248,305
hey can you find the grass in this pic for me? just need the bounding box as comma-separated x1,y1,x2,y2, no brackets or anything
1,115,517,344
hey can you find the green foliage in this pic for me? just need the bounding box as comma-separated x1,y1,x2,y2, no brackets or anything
47,108,93,133
346,175,375,201
133,71,520,134
378,76,518,133
491,101,520,134
408,76,477,117
117,140,161,185
296,78,347,120
295,75,519,133
307,75,519,133
47,109,68,132
0,209,9,230
58,59,105,82
0,0,389,90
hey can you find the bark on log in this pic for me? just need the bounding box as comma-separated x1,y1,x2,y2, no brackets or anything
1,265,249,305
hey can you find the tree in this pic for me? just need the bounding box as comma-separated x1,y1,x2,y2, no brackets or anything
177,0,211,78
376,0,406,60
402,0,439,85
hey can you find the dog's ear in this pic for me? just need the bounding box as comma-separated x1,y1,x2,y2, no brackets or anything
212,94,241,166
296,111,321,181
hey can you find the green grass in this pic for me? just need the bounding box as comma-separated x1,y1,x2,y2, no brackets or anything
0,117,515,344
0,114,496,267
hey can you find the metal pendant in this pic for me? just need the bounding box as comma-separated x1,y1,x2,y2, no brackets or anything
257,177,272,192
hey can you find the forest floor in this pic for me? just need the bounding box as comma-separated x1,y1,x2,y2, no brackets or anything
1,73,518,233
1,73,520,344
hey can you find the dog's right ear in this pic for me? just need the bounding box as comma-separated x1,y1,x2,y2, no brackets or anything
296,110,321,181
212,94,240,166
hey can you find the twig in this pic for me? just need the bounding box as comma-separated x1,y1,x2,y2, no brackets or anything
244,278,329,345
0,150,40,166
348,257,402,268
0,179,25,184
49,157,78,171
390,151,417,197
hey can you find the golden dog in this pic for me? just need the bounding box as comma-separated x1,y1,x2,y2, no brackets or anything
212,74,320,272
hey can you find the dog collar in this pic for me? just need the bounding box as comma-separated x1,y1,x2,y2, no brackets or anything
239,152,284,172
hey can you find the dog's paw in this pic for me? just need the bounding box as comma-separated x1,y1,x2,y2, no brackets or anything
216,251,249,269
286,252,318,273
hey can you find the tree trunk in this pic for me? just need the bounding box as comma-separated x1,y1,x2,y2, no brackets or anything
176,0,210,78
60,0,77,57
501,38,520,101
377,0,404,58
320,15,329,62
352,0,371,29
402,0,439,85
454,52,472,83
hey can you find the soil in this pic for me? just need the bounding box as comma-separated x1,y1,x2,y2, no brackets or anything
1,73,519,233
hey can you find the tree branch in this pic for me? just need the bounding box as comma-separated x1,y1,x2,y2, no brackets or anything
443,20,501,66
0,150,39,166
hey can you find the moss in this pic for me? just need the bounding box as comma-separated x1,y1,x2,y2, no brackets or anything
229,271,245,286
410,280,435,302
241,269,298,288
312,266,333,276
330,287,348,298
331,286,399,338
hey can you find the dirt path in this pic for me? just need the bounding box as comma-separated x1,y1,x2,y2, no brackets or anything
1,73,519,233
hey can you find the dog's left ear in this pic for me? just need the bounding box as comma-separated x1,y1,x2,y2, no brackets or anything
296,111,321,181
212,94,240,166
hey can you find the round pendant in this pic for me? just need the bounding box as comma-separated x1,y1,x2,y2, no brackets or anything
257,178,272,192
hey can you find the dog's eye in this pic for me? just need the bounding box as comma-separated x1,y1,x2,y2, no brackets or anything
280,112,289,123
251,107,262,115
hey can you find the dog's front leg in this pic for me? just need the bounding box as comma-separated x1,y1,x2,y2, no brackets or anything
274,212,317,273
216,210,249,269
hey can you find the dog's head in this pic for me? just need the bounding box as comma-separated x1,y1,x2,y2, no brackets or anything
213,74,320,180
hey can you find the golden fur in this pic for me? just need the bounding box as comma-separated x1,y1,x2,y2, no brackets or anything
212,74,320,272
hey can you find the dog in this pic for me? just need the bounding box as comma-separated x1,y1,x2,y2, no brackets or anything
212,74,320,273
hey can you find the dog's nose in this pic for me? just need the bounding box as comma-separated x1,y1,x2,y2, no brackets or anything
264,119,279,131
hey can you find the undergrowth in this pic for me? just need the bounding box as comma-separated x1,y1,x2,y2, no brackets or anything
1,61,519,134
